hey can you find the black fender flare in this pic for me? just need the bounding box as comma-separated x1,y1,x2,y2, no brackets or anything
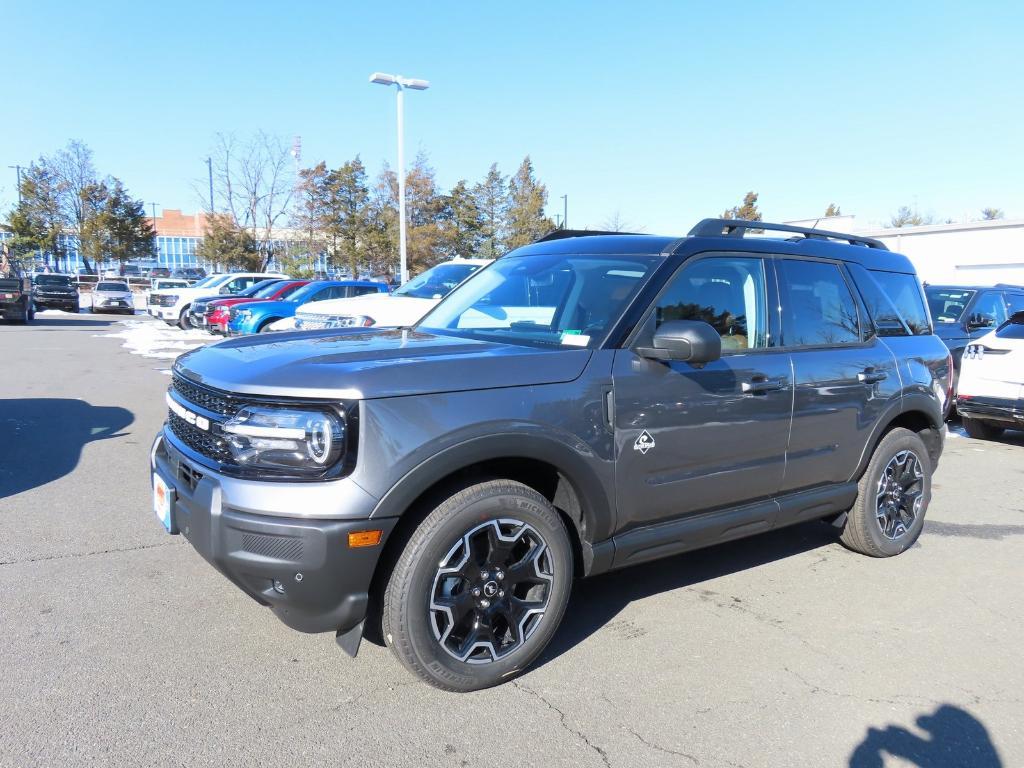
850,392,943,481
368,432,616,545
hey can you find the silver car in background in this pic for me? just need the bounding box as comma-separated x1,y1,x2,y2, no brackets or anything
91,281,135,315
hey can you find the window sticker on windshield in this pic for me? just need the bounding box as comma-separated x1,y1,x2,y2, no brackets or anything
560,332,590,347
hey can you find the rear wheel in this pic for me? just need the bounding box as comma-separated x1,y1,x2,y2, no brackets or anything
962,417,1004,441
840,428,931,557
383,480,573,691
178,307,192,330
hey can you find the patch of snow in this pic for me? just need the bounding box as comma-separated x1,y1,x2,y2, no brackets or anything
96,319,214,361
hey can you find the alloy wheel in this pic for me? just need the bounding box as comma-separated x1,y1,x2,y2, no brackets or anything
875,449,924,541
430,518,554,664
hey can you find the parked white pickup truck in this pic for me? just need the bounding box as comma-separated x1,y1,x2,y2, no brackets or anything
148,272,288,329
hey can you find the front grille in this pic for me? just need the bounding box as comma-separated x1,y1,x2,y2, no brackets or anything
171,375,242,418
151,294,177,307
167,411,233,464
241,533,303,561
295,313,343,330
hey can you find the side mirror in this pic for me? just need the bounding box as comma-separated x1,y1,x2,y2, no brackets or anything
967,313,995,330
637,320,722,364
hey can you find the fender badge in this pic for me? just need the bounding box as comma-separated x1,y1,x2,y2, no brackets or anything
633,430,655,454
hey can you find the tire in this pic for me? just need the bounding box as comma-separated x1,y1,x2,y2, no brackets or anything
840,428,931,557
962,417,1004,441
258,318,278,333
178,307,192,330
383,480,573,692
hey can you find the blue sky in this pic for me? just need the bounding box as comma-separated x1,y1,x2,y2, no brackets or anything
4,1,1023,233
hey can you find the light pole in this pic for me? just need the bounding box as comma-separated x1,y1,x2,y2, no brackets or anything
205,157,214,213
561,195,568,229
370,72,430,284
8,165,23,203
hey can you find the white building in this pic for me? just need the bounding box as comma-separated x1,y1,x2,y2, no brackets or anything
785,216,1024,286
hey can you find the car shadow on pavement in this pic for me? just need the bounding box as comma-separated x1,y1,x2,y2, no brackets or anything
537,519,840,668
849,704,1002,767
0,398,134,499
19,316,121,328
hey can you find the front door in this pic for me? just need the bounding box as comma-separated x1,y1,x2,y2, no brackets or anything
613,254,792,531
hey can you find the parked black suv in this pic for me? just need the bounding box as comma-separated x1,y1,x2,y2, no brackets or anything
150,219,951,691
925,283,1024,395
32,273,80,313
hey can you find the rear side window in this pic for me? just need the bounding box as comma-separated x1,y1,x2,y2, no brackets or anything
777,259,860,347
869,270,931,335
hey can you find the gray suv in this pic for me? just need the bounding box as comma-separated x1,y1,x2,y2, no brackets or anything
150,219,952,691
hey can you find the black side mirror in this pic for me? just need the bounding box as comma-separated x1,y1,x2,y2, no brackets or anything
966,313,995,330
637,320,722,364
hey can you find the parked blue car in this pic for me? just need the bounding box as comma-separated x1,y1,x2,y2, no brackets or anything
227,280,389,335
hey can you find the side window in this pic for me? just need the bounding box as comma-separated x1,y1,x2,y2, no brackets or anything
348,285,379,297
1003,292,1024,316
652,256,769,352
227,276,256,294
869,270,931,335
970,291,1007,328
849,265,908,337
778,259,861,347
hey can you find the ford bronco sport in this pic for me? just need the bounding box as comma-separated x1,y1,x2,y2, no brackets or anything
150,219,951,691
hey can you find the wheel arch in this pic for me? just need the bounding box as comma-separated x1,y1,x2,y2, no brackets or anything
852,393,944,481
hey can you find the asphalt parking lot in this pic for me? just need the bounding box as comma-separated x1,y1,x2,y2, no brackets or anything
2,312,1022,768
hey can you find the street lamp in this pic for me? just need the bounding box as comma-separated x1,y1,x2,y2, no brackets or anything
370,71,430,284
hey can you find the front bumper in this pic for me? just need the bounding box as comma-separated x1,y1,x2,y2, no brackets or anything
34,296,79,309
149,306,179,321
957,395,1024,426
151,431,396,635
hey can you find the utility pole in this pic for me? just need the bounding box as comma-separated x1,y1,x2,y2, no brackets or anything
8,165,23,203
205,157,215,212
561,195,568,229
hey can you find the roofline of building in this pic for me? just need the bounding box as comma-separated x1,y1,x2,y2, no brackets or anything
855,218,1024,238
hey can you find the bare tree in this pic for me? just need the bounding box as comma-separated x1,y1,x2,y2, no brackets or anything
600,210,642,232
209,132,296,271
49,140,100,270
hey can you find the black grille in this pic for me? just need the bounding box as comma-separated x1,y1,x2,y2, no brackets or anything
167,411,233,464
241,533,303,561
171,375,242,418
151,294,177,307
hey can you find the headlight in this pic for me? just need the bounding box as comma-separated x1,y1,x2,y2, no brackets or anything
326,315,375,328
238,309,253,318
222,406,345,472
165,294,179,304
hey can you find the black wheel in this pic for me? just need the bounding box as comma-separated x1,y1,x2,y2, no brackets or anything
178,307,192,330
258,318,279,333
840,428,931,557
383,480,573,692
962,417,1004,441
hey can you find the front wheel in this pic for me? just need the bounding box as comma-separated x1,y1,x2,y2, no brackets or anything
840,428,932,557
178,307,192,330
383,480,573,691
962,417,1004,441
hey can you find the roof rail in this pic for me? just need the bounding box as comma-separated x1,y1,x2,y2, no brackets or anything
688,218,889,251
534,228,643,243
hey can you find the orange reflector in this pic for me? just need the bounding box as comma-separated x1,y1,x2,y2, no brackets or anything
348,529,383,548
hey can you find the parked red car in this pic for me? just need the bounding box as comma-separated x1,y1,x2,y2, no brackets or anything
203,280,309,334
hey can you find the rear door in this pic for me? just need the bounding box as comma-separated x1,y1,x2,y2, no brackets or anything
778,258,901,492
613,253,792,530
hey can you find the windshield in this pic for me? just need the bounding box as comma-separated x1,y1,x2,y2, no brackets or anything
97,282,129,291
926,288,976,323
418,254,660,348
395,263,482,299
189,275,219,289
34,275,74,287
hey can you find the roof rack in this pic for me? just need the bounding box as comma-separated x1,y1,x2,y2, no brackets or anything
534,229,644,243
688,218,889,251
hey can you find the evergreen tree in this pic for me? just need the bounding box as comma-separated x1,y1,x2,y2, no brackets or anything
5,163,65,266
888,206,933,228
722,191,761,221
506,156,554,249
980,207,1004,220
196,214,259,271
440,179,484,259
473,163,509,259
824,203,842,217
327,156,370,277
102,180,157,265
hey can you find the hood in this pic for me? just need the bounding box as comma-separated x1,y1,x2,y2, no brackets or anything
296,293,433,327
174,328,591,399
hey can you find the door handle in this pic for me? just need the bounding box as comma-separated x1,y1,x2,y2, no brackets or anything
741,375,787,395
858,368,888,384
